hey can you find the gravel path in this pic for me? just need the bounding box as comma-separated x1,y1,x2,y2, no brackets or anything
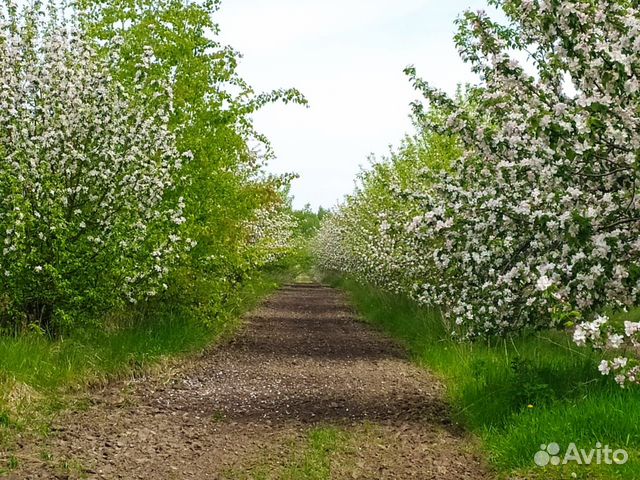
12,284,490,479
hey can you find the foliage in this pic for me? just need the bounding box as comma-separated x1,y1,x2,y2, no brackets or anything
0,3,191,334
315,0,640,385
314,117,459,301
292,204,330,239
0,0,305,335
75,0,306,325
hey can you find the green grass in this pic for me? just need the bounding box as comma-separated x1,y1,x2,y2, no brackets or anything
280,427,346,480
334,276,640,480
0,270,286,471
223,427,347,480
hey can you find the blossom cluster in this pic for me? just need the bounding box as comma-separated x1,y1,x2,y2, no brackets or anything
573,316,640,386
315,0,640,385
245,206,298,268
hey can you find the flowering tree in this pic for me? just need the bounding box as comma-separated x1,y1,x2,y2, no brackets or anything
0,4,190,333
407,0,640,383
316,0,640,385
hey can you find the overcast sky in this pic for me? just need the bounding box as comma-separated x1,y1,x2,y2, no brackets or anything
216,1,492,209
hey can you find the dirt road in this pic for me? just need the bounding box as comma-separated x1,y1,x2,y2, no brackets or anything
12,284,490,479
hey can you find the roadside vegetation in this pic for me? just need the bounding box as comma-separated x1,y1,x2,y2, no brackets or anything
0,270,284,456
333,277,640,479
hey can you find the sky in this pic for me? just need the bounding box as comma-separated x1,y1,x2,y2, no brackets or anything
216,0,493,209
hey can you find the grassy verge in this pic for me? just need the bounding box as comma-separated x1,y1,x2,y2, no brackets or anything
333,276,640,480
0,269,288,473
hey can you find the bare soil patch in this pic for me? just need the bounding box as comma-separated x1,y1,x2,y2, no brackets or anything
9,284,491,479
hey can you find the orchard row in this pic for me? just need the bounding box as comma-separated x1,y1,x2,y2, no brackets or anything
0,0,303,334
315,0,640,386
